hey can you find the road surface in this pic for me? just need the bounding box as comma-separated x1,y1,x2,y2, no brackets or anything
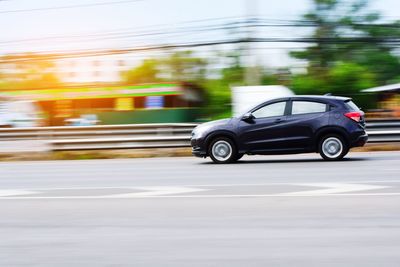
1,152,400,266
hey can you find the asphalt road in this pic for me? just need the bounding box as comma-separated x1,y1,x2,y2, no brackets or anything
1,152,400,266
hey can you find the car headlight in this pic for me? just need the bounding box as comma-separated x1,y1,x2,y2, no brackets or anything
192,127,208,139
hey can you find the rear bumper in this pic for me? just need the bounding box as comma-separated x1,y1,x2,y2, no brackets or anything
350,133,368,147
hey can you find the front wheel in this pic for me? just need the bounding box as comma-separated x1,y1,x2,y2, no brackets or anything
319,134,348,161
208,137,238,164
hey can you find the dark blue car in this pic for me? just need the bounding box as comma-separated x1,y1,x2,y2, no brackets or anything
191,95,368,163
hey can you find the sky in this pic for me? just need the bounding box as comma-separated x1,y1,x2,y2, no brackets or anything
1,0,400,68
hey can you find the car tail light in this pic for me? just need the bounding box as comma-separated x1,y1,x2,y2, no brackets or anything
344,111,362,122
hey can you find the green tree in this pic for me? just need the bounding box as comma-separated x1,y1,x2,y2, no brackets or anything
203,51,246,119
291,0,400,83
161,51,208,83
220,51,245,85
290,0,340,71
328,62,376,95
290,0,400,109
122,59,159,84
291,62,377,109
122,51,208,85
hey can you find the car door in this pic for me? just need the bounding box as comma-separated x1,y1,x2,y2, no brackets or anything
283,100,330,150
237,100,291,152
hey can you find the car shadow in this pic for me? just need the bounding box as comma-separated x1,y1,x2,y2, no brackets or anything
199,157,368,165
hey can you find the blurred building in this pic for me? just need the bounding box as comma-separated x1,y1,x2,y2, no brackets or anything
0,60,55,83
0,54,135,84
362,84,400,118
0,54,206,126
56,57,133,83
1,82,205,126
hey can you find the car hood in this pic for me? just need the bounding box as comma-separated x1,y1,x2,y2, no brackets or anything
200,118,231,127
193,118,232,133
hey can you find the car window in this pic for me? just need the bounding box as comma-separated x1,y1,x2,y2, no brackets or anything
345,100,361,111
291,101,327,115
253,102,286,119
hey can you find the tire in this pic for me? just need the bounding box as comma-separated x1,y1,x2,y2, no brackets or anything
318,134,349,161
208,137,238,164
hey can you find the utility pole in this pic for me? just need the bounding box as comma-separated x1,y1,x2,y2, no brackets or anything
244,0,261,85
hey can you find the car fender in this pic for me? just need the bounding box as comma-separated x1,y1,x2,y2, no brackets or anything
204,130,238,149
314,126,350,146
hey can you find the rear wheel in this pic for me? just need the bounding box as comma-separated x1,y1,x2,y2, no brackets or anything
208,137,238,164
319,134,348,161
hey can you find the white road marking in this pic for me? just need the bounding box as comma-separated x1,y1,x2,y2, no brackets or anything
0,183,397,199
103,186,209,198
0,190,39,197
277,183,390,196
3,179,399,192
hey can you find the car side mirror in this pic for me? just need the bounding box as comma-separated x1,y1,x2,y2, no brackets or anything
241,112,255,122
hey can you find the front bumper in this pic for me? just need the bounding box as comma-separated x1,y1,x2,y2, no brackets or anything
190,137,207,157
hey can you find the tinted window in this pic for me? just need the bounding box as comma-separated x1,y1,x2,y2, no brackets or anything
345,100,361,111
292,101,327,115
253,102,286,119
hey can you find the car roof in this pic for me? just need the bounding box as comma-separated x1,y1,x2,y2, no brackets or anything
288,95,351,102
249,95,351,112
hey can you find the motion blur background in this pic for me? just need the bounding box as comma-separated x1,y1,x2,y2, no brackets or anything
1,0,400,127
2,3,400,266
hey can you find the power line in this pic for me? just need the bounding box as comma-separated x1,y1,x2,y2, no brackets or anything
0,16,241,46
2,18,400,47
0,18,247,46
0,0,142,14
0,22,233,44
3,36,400,63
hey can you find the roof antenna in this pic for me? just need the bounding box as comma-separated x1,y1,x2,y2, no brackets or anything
324,93,332,96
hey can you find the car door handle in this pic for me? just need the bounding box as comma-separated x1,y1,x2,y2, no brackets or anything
274,118,284,124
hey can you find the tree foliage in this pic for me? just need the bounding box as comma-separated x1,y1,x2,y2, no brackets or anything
161,51,208,83
122,51,208,85
290,0,400,108
122,59,159,84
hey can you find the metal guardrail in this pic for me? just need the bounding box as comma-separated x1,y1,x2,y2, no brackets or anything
366,130,400,143
1,121,400,151
366,120,400,129
50,136,191,151
365,119,400,142
0,123,196,140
